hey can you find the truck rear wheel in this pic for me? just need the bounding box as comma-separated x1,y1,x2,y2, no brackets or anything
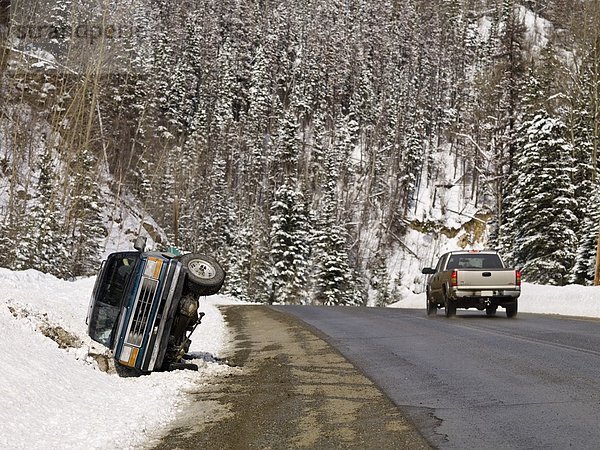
444,290,456,317
506,301,518,318
179,253,225,296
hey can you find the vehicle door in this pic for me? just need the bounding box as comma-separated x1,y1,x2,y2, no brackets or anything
429,254,448,300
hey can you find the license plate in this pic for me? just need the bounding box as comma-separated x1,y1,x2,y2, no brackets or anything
481,290,493,297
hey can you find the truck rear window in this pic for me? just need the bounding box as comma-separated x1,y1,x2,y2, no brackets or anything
446,254,503,270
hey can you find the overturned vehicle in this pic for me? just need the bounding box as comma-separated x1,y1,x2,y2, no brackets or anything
86,238,225,373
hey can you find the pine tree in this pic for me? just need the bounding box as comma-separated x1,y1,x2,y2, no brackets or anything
568,4,600,282
245,209,273,304
311,161,359,306
571,188,600,285
224,218,253,302
6,205,33,272
481,0,529,248
370,250,391,307
398,128,425,214
197,153,234,254
507,113,578,284
28,147,69,276
213,40,237,133
67,148,106,276
51,0,74,50
245,44,274,202
313,221,358,306
269,183,310,304
274,107,301,181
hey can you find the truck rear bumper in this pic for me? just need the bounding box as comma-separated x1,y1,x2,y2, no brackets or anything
450,288,519,308
453,288,520,299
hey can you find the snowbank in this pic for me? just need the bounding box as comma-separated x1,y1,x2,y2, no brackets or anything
0,268,238,450
390,282,600,318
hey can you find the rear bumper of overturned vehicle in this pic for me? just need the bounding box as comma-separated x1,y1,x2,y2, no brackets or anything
449,287,520,308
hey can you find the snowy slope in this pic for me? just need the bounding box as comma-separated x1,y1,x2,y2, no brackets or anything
0,268,238,450
380,145,490,302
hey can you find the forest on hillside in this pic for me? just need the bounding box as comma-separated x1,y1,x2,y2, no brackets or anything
0,0,598,304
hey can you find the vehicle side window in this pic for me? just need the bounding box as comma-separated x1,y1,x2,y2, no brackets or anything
100,258,132,306
446,256,460,270
435,256,445,272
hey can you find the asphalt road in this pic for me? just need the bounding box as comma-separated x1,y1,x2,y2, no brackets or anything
276,306,600,449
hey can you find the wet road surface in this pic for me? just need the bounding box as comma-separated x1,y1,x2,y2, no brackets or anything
279,306,600,449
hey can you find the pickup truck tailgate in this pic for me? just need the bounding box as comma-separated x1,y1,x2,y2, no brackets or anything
456,269,518,290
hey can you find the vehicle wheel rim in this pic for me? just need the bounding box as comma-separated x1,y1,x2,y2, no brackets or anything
188,259,216,279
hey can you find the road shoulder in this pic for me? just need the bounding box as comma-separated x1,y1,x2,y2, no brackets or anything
154,305,430,449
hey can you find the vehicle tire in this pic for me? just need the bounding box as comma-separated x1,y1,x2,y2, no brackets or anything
444,290,456,318
179,253,225,296
426,290,437,316
485,306,497,317
506,301,518,318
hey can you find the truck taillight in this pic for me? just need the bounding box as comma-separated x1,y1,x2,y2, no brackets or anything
516,270,522,286
451,270,458,287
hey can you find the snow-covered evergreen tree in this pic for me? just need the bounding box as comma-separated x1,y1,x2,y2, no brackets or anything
224,218,253,303
28,147,69,276
505,113,578,284
197,153,234,254
370,250,392,307
269,183,310,304
568,18,600,283
311,167,359,306
3,199,31,271
213,41,237,133
47,0,72,55
245,44,274,201
399,128,425,214
67,148,106,276
245,210,273,304
313,220,359,306
274,107,301,181
571,188,600,285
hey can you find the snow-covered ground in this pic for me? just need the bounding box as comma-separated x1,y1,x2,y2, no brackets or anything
2,268,600,450
0,268,239,450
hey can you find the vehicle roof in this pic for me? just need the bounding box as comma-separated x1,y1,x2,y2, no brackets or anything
442,250,499,256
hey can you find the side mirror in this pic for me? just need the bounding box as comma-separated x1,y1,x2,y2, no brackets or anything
134,236,147,252
421,267,436,275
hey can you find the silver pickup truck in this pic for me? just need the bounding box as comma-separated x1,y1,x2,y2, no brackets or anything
421,250,521,318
